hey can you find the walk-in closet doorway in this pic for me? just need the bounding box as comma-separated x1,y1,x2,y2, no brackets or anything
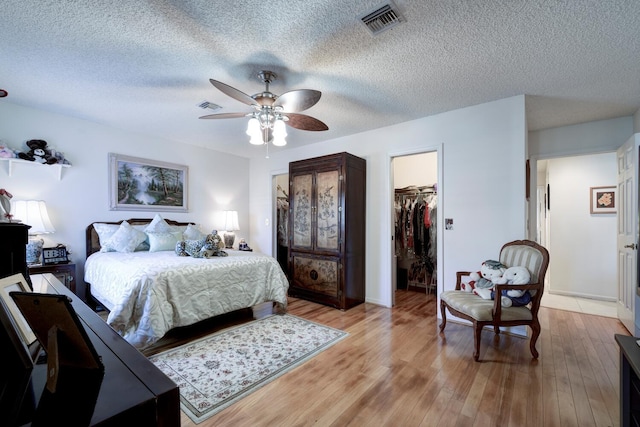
391,151,439,303
273,173,289,278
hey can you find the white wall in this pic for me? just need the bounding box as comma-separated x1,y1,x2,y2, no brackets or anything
394,152,437,189
249,95,528,307
546,153,617,300
528,116,633,159
0,102,250,297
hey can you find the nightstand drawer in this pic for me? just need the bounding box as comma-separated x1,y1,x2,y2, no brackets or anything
28,263,76,293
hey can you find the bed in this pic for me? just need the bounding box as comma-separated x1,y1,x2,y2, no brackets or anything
84,217,289,349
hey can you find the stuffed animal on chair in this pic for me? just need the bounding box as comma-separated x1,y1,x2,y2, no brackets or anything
470,260,506,300
492,266,531,307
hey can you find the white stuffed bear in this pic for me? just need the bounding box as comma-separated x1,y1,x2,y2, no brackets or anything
493,266,531,307
470,260,506,300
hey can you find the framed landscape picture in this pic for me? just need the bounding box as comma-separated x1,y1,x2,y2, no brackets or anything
590,186,616,214
109,153,188,212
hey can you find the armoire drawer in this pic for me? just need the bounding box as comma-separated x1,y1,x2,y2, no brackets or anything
290,254,339,297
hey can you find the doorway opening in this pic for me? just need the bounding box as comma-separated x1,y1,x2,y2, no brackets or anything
392,152,438,295
274,173,289,278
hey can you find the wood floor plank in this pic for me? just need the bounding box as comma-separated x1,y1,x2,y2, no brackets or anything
168,290,627,427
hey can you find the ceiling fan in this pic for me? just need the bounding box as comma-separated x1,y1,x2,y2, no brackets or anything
199,70,328,147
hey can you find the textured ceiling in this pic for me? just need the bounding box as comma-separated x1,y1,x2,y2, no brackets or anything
1,1,639,158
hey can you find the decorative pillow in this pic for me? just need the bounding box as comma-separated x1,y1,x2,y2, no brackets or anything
94,223,119,251
132,224,151,251
145,214,173,234
183,224,206,241
101,221,147,253
148,231,183,252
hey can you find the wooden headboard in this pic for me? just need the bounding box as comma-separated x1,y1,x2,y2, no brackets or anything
85,218,193,258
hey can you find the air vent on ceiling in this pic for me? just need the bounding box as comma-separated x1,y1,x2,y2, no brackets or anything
198,101,221,110
360,2,404,35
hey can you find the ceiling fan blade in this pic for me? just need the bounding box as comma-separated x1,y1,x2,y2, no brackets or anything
209,79,258,107
199,112,248,119
275,89,321,112
285,113,329,131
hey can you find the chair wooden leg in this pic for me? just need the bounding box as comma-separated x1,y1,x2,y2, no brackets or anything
529,321,540,359
473,321,482,361
439,300,447,332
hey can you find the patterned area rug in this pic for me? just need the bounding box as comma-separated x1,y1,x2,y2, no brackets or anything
149,314,348,424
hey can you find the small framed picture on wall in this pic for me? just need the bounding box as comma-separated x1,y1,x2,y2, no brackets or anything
590,186,616,214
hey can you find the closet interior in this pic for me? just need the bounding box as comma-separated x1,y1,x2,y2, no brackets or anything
394,152,437,293
276,178,289,278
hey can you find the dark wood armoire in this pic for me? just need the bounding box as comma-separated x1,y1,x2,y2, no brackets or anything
0,222,31,287
288,152,366,309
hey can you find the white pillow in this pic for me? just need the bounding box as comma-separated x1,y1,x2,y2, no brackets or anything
102,221,147,253
148,231,183,252
94,223,119,251
145,214,173,234
132,224,151,251
183,224,206,240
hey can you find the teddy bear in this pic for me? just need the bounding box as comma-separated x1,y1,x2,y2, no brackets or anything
464,260,506,299
18,139,57,164
491,266,531,307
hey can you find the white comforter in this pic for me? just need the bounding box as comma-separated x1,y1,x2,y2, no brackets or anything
84,250,289,349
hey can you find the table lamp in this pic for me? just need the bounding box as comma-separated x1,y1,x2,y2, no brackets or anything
11,200,56,265
223,210,239,249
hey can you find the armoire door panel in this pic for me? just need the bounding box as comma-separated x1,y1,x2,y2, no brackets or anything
315,169,340,251
291,173,313,249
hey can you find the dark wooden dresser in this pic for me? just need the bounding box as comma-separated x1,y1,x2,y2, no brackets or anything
616,333,640,427
0,222,31,286
2,274,180,426
288,152,366,309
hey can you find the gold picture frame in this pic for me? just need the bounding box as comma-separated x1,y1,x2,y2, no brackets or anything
0,273,37,345
590,186,616,214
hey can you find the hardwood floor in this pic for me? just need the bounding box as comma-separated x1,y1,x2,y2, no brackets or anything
179,290,628,427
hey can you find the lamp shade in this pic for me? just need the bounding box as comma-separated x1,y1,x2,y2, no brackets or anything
11,200,55,234
223,210,239,231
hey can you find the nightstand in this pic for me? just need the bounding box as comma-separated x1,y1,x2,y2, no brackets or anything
28,263,76,293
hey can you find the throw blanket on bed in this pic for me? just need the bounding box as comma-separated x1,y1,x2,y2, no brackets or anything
84,250,289,349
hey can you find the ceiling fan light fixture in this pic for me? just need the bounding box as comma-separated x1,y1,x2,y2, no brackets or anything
201,70,327,151
249,133,264,145
273,119,287,137
246,116,260,137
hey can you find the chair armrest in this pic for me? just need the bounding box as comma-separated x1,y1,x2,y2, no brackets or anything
492,282,544,318
493,283,543,293
455,271,472,290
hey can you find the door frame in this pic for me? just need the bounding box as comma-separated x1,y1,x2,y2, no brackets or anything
387,144,443,307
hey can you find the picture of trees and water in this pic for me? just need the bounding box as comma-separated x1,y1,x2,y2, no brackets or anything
115,157,185,208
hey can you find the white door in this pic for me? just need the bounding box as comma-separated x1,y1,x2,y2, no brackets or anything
617,135,638,333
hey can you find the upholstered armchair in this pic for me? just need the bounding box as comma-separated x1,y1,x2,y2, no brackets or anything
439,240,550,361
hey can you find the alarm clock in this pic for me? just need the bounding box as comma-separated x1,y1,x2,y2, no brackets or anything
42,246,70,265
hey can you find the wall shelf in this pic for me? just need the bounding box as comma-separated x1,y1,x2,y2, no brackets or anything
0,158,71,180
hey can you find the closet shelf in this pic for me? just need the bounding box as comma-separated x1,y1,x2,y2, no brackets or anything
0,158,70,180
